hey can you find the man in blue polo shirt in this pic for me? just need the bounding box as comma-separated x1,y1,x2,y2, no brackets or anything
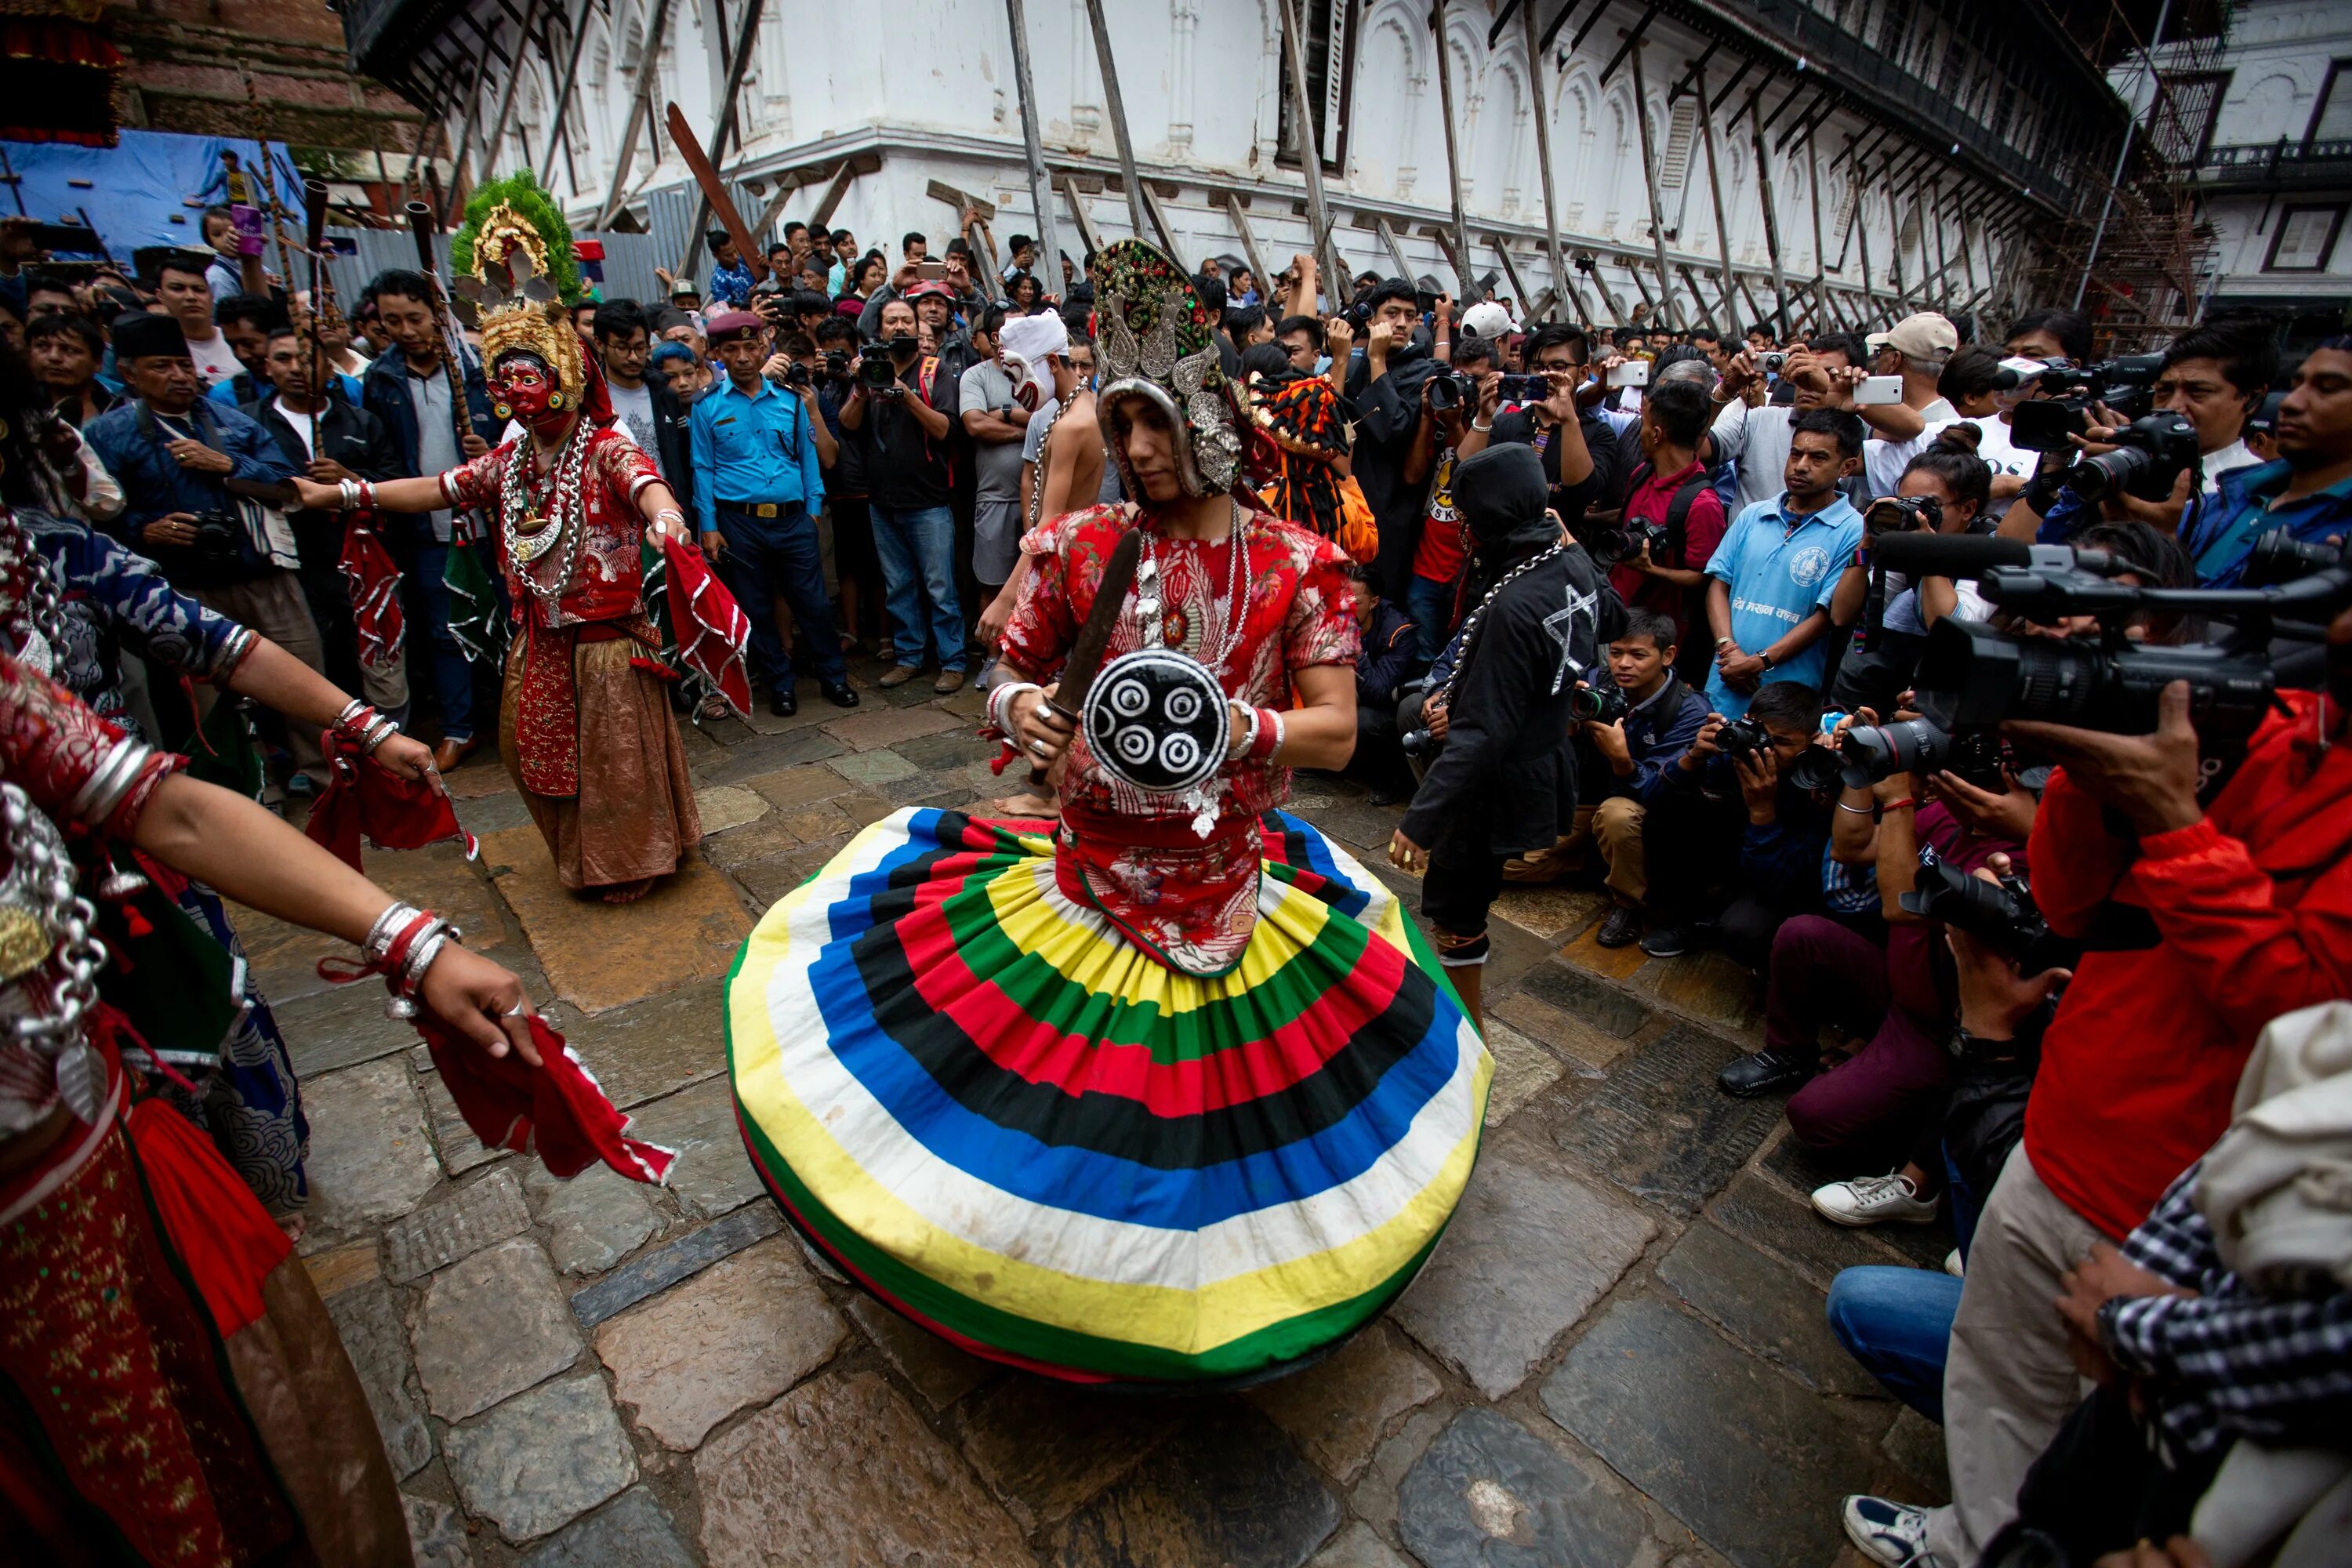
1702,408,1866,717
691,310,857,717
2176,336,2352,586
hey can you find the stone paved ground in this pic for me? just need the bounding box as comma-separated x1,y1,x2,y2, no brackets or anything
253,652,1958,1568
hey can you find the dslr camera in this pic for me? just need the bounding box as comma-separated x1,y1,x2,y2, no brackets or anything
1864,495,1942,536
824,348,851,379
1570,683,1630,724
2065,412,2201,504
1425,372,1472,415
191,511,246,565
775,360,813,390
1900,847,2077,977
1585,518,1675,569
1714,713,1772,759
1837,717,2006,791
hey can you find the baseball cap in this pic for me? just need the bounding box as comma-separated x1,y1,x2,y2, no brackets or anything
1866,312,1959,362
902,279,956,303
1461,300,1518,339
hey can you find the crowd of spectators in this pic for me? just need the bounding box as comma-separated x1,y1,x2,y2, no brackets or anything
2,201,2347,1566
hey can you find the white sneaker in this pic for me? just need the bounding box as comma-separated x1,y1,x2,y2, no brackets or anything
1842,1494,1933,1566
1944,1248,1964,1278
1811,1172,1940,1227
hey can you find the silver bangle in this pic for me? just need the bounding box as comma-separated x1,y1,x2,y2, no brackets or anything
989,681,1040,735
334,697,368,728
337,478,359,512
1231,702,1261,760
401,922,463,995
363,902,423,966
1269,710,1286,757
1836,800,1876,815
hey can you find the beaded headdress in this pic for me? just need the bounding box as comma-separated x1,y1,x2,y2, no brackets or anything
1091,239,1241,499
450,174,587,409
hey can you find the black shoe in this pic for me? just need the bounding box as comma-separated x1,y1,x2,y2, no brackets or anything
1368,785,1409,807
1718,1047,1814,1098
822,680,859,708
768,687,797,717
1595,905,1644,948
1639,924,1695,958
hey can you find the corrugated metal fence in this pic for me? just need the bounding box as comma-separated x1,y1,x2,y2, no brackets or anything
318,215,728,314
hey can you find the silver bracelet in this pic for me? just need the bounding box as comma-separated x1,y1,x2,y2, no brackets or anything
989,681,1040,735
401,921,463,996
1269,709,1286,758
337,478,360,512
334,697,368,728
1231,702,1261,760
363,902,423,967
1835,800,1876,816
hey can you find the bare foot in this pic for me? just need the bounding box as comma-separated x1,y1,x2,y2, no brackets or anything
274,1211,307,1243
981,793,1057,819
598,877,658,904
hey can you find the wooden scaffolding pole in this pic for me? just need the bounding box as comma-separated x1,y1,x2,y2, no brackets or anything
1004,0,1067,292
1693,61,1743,336
1426,0,1478,299
1625,31,1681,331
1080,0,1149,240
1276,0,1345,301
1746,89,1791,339
596,0,676,229
678,0,771,278
535,0,594,188
1521,0,1570,323
476,0,546,200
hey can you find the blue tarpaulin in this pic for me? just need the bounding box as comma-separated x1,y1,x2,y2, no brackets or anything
0,129,303,262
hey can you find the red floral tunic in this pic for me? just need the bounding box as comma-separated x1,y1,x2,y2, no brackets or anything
1000,501,1358,974
441,429,665,629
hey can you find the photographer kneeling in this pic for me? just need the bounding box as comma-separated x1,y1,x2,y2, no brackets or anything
1388,442,1621,1029
1500,609,1708,949
1634,681,1832,962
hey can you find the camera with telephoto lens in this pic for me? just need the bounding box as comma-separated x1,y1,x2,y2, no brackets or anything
2065,411,2201,503
191,511,245,564
1585,517,1675,568
1785,745,1846,792
1865,495,1943,536
1837,717,2006,791
1911,539,2352,754
1900,847,2078,976
1571,682,1630,724
1713,713,1772,759
2243,528,2341,589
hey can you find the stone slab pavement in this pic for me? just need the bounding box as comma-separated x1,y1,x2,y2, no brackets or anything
255,652,1955,1567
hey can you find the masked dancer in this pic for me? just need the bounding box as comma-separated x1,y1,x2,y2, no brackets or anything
724,241,1488,1386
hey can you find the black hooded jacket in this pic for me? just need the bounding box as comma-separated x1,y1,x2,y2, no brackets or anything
1345,330,1446,601
1401,443,1624,858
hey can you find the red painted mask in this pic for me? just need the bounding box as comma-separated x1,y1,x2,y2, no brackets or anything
493,355,565,431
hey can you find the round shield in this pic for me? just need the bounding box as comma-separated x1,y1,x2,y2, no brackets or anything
1082,648,1229,795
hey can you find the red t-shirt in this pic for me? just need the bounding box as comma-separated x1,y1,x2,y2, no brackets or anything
1608,458,1726,643
1411,446,1467,585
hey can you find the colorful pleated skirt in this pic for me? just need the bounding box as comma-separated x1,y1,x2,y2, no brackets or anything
725,807,1490,1385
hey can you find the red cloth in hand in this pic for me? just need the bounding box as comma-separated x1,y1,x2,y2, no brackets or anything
661,535,753,716
336,517,406,669
303,731,477,871
414,1010,676,1184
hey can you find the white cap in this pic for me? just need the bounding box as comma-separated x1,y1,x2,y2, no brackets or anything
1865,312,1959,362
1461,300,1519,339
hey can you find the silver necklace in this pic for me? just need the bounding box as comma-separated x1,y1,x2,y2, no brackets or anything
1134,499,1250,677
0,510,70,679
0,784,107,1122
1432,543,1566,712
502,423,593,604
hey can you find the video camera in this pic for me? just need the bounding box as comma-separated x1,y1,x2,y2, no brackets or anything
1872,532,2352,764
2008,354,2164,453
1900,846,2078,976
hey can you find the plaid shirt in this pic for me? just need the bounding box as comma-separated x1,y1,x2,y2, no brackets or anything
2100,1160,2352,1456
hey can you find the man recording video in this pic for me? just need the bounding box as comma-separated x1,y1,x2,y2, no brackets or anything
2004,318,2275,550
1846,540,2352,1567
